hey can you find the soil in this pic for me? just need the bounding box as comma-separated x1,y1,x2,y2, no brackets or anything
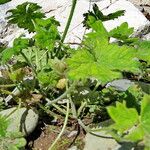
26,118,85,150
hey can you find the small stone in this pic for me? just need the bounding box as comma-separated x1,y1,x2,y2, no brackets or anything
84,131,120,150
68,146,79,150
84,131,135,150
0,107,39,136
132,23,150,39
106,79,133,91
67,130,78,138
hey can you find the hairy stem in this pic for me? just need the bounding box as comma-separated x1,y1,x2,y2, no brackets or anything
46,81,77,106
52,103,67,115
0,84,16,88
61,0,77,43
48,99,70,150
66,80,77,118
37,103,59,118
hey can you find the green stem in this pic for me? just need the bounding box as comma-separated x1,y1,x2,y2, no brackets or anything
66,80,77,118
61,0,77,43
46,81,77,106
0,84,16,88
34,47,40,71
0,89,12,95
48,99,70,150
37,103,59,118
77,101,87,117
77,119,113,139
52,103,67,115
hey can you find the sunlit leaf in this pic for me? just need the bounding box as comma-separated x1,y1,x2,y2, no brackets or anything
67,21,140,83
107,101,139,133
7,2,45,32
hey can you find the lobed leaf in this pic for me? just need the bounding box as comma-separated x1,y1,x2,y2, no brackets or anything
135,41,150,65
1,38,29,63
83,4,125,28
141,95,150,134
34,18,60,51
0,0,11,4
0,115,9,137
67,21,140,83
109,22,134,41
107,101,139,133
7,2,45,32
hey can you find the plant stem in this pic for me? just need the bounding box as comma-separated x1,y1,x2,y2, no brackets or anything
0,84,16,88
66,80,77,118
34,47,40,71
77,119,113,139
37,103,59,118
77,101,87,117
46,81,77,106
52,103,67,115
61,0,77,43
48,99,70,150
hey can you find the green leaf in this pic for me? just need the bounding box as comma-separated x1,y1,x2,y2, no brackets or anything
50,58,67,74
125,125,144,142
84,18,108,43
14,138,26,148
34,18,60,51
109,22,134,41
0,119,26,150
135,41,150,64
141,95,150,134
1,48,14,63
107,10,125,20
8,145,18,150
0,115,9,137
9,68,25,82
13,37,29,50
67,21,139,83
83,4,125,28
67,48,119,83
37,70,59,87
1,38,29,63
107,101,139,133
0,0,11,4
7,2,45,32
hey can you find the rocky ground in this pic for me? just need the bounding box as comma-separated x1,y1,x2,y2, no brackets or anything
0,0,150,150
0,0,150,47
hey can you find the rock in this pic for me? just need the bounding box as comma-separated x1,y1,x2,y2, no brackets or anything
143,32,150,40
129,0,150,6
0,0,149,47
0,107,39,136
84,131,119,150
68,146,79,150
106,79,133,91
84,131,135,150
132,22,150,39
67,130,78,138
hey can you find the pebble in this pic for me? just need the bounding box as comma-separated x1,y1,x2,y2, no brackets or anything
0,107,39,136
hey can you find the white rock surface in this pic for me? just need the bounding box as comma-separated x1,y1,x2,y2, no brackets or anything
84,131,120,150
128,0,150,5
106,79,133,91
0,0,149,47
0,107,39,136
84,131,136,150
